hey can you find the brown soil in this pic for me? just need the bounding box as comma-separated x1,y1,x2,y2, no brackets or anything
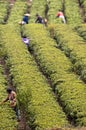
17,110,31,130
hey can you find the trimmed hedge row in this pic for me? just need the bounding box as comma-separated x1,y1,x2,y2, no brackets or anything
0,24,17,130
29,0,46,23
0,25,69,130
0,63,17,129
64,0,82,26
80,0,86,21
7,0,27,24
75,24,86,41
0,1,9,24
49,24,86,83
47,0,62,24
23,24,86,126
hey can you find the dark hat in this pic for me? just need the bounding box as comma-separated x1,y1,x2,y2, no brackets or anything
6,88,12,93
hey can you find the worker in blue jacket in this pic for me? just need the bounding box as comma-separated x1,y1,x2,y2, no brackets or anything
19,13,30,25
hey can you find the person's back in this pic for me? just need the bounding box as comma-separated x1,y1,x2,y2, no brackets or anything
56,10,66,23
19,13,30,25
35,14,44,24
22,37,29,44
57,11,64,17
23,16,29,24
8,90,16,107
38,16,43,23
22,36,30,47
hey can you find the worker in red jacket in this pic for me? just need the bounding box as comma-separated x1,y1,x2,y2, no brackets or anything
56,10,66,23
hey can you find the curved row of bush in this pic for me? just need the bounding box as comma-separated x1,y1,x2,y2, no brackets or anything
0,25,69,130
47,0,63,24
0,62,17,129
0,1,9,24
29,0,47,23
23,24,86,126
49,24,86,83
7,0,27,24
75,24,86,41
64,0,82,26
0,1,26,129
80,0,86,21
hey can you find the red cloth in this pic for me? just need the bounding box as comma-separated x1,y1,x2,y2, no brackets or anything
57,12,63,17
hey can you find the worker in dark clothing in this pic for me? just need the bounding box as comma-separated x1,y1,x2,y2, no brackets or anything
35,14,44,24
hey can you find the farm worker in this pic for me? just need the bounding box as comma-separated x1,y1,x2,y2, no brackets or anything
56,10,66,23
1,88,19,120
19,13,30,25
22,36,30,47
35,14,44,24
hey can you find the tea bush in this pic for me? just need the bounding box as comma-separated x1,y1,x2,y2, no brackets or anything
29,0,46,23
47,0,62,24
0,1,9,24
8,0,27,24
0,64,17,130
23,24,86,126
64,0,82,26
0,25,69,129
49,24,86,82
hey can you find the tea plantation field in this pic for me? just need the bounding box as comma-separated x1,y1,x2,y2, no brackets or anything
0,0,86,130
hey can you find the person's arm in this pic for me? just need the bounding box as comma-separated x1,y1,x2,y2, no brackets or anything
3,96,9,102
0,96,9,104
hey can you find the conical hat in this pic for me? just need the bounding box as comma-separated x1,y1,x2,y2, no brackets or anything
24,13,30,16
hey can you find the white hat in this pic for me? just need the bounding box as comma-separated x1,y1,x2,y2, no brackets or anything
24,13,30,16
